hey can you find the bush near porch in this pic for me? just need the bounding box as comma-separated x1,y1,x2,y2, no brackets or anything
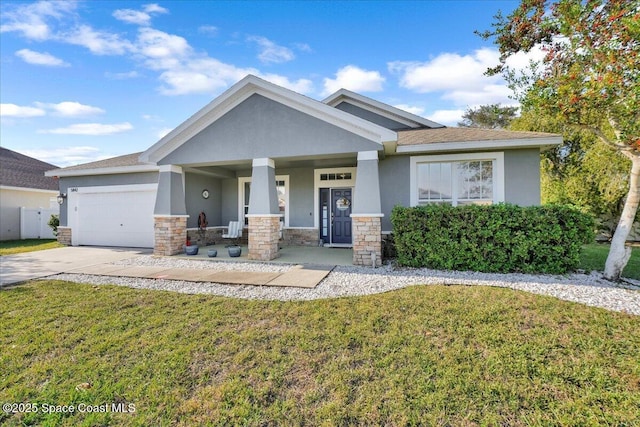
391,204,594,274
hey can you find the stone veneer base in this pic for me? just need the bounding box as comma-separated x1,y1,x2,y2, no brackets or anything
154,216,187,256
352,216,382,266
248,216,280,261
57,226,72,246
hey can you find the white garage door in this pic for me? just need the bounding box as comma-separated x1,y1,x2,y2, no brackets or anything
69,184,157,248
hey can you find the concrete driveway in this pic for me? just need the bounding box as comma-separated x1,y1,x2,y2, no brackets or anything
0,246,151,286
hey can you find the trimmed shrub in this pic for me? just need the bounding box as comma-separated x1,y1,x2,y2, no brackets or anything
48,214,59,237
390,204,594,274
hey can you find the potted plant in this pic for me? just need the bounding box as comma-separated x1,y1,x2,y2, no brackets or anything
184,237,199,255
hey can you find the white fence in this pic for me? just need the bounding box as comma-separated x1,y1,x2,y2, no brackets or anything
20,207,58,239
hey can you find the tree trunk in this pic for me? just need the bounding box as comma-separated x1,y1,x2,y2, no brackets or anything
604,154,640,281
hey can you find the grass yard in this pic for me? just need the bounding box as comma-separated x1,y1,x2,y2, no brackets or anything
1,281,638,426
580,243,640,280
0,239,62,256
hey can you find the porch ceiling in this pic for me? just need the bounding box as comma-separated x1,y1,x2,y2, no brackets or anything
181,153,359,176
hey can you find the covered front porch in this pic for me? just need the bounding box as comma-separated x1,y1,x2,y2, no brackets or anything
153,151,384,266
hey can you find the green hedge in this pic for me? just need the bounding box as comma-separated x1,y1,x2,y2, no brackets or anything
390,204,594,274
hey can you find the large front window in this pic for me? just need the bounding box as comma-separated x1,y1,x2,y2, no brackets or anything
410,153,504,207
417,160,493,205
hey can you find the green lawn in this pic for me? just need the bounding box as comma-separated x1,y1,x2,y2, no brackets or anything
580,243,640,280
1,281,638,426
0,239,62,256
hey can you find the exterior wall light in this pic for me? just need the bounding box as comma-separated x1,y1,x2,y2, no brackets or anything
56,193,67,205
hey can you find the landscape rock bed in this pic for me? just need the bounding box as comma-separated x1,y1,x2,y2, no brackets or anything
51,255,640,315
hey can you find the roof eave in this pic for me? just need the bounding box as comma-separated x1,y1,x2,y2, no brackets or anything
395,136,563,154
323,88,445,129
45,164,160,178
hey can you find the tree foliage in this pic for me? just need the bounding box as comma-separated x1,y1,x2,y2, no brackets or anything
481,0,640,281
458,104,519,129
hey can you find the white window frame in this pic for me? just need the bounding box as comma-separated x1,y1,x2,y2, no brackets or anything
313,167,357,229
238,175,289,227
409,152,504,206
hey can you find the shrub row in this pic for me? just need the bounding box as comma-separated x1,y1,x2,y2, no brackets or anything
390,204,594,274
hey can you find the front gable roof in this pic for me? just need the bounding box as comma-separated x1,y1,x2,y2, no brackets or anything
140,75,397,164
323,89,445,130
0,147,59,191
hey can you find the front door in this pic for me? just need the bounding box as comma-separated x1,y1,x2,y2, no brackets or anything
331,188,352,244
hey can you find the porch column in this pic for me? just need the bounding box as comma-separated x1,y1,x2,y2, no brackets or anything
352,151,383,266
247,158,281,261
153,165,188,256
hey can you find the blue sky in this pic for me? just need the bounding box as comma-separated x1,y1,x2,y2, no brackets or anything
1,0,525,167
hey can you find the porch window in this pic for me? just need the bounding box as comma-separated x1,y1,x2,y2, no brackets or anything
410,153,504,207
239,176,289,226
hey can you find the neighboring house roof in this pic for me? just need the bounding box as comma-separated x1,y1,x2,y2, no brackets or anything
0,147,59,191
323,89,445,129
45,152,159,178
395,127,562,153
140,75,398,164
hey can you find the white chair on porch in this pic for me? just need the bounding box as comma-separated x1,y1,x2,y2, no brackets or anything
222,221,242,246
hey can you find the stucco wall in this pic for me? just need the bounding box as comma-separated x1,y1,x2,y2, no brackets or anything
504,148,541,206
379,156,410,231
58,172,158,226
334,102,412,130
159,94,382,166
0,188,58,240
185,173,222,228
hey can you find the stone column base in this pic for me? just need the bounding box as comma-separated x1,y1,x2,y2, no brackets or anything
154,216,187,256
57,226,72,246
248,216,280,261
352,216,382,266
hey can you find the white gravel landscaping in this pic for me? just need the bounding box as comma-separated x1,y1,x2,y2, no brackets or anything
51,254,640,315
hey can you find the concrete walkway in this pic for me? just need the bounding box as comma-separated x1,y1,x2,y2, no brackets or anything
1,246,334,288
0,246,151,286
67,262,331,288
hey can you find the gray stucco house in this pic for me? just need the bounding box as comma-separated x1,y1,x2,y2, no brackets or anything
46,75,561,265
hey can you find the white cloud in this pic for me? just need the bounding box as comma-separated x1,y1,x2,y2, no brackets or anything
389,48,501,93
105,70,140,79
0,103,46,118
258,74,314,94
34,101,105,117
21,146,107,167
248,36,295,64
389,48,520,107
393,104,425,116
322,65,385,96
0,0,76,41
113,3,168,26
113,9,152,26
294,43,312,53
426,109,466,126
198,25,218,36
39,122,133,135
62,25,134,55
137,28,191,65
143,4,169,14
15,48,69,67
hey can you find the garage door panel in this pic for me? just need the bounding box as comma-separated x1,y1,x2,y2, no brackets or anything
74,186,156,248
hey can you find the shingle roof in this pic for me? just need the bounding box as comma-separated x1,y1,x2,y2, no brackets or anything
397,127,559,146
50,152,146,172
0,147,59,191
